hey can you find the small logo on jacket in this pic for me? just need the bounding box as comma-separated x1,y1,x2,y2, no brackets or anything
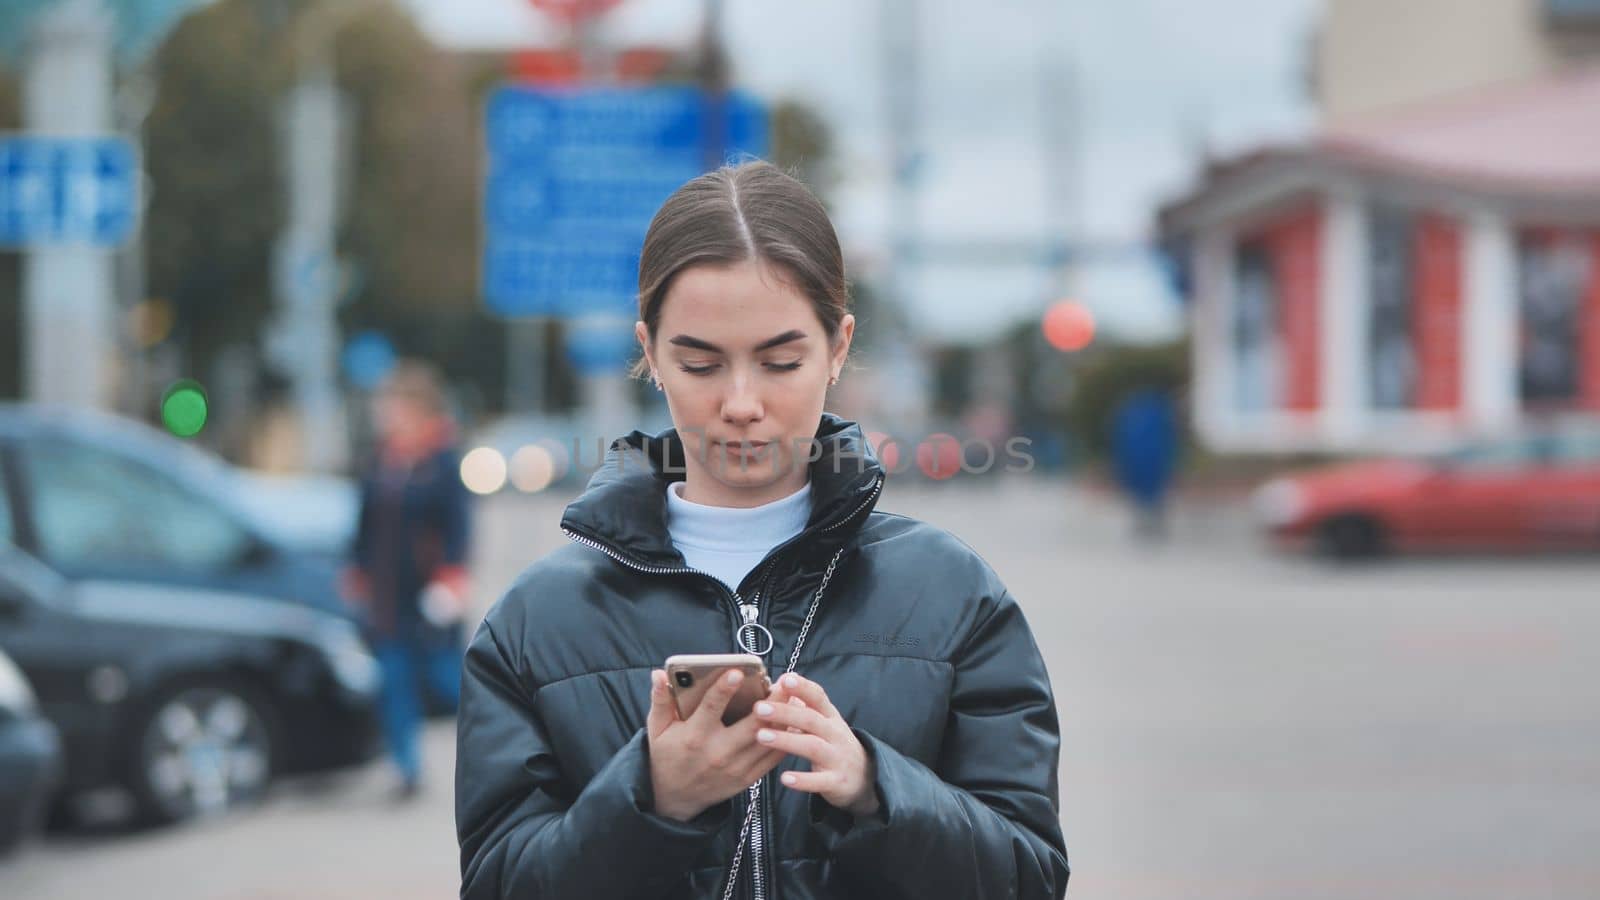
855,632,921,649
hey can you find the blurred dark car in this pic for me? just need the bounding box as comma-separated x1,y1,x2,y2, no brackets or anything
0,644,60,853
0,405,352,618
1253,424,1600,558
0,544,381,826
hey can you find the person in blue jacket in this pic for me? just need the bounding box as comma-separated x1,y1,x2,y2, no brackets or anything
1111,386,1180,539
343,359,473,797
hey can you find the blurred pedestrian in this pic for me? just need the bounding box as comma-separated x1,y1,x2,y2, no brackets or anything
455,161,1068,899
342,359,472,798
1111,385,1180,539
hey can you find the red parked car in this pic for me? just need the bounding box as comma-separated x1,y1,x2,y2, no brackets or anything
1253,425,1600,558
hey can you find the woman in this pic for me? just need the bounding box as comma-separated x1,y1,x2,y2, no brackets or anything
345,359,472,798
456,161,1068,899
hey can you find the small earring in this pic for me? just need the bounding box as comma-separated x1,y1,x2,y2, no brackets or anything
652,373,664,391
828,374,839,386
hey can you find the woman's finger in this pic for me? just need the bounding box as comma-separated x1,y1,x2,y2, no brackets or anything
754,726,832,765
786,696,806,733
646,670,677,740
729,742,786,781
753,698,832,736
774,673,839,719
775,768,837,794
688,668,745,728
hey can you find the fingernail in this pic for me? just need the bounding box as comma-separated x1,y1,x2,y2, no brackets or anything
781,772,797,785
758,729,775,742
755,702,773,716
783,674,800,687
727,671,743,685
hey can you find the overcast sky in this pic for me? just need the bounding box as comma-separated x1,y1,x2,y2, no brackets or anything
400,0,1321,342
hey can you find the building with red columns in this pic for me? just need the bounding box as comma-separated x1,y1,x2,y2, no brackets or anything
1159,67,1600,454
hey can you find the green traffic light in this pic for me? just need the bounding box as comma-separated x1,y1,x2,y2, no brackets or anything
161,380,208,437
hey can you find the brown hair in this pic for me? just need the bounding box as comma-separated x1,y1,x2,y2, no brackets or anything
629,160,850,379
380,358,451,418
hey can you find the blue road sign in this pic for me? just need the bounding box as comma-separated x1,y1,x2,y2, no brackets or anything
0,135,140,248
563,316,638,376
342,331,398,390
482,86,769,320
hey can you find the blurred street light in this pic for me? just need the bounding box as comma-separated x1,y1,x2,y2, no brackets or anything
1043,299,1096,353
461,447,509,495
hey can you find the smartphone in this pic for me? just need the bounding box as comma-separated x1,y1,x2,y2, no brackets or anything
665,653,772,725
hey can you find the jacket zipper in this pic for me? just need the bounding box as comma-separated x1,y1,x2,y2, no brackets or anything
559,527,749,629
563,470,884,900
748,472,883,900
560,527,773,900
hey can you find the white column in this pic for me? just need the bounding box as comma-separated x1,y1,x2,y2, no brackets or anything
22,0,117,410
1463,208,1519,431
1319,187,1369,445
1191,225,1237,449
266,63,349,472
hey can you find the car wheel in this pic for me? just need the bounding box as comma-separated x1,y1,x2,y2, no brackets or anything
127,680,276,826
1317,515,1386,560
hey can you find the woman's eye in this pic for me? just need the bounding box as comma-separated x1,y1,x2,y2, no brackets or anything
766,361,802,372
679,364,718,376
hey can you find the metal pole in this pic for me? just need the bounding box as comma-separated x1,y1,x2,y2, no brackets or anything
571,6,631,440
21,0,118,411
506,317,546,414
882,0,918,311
268,59,348,472
700,0,727,171
115,63,157,417
1039,23,1082,301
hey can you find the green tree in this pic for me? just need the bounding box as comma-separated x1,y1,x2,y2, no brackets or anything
139,0,498,426
143,0,283,386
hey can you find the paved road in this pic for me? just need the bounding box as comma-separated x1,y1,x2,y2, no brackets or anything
3,473,1598,898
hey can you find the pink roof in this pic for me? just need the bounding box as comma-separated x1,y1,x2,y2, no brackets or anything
1318,66,1600,192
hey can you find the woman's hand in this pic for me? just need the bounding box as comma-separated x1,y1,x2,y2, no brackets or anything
646,668,786,822
751,673,880,818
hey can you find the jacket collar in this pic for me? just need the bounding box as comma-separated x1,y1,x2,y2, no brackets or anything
560,412,885,570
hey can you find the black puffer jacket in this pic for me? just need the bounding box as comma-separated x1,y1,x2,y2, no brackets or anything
456,413,1069,900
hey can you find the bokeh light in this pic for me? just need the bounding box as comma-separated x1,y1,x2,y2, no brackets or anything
460,447,508,495
510,444,557,493
916,432,962,480
130,298,175,348
160,380,208,438
866,430,902,472
1042,300,1096,352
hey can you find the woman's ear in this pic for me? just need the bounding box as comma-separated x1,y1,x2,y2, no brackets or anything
831,314,856,376
635,321,655,374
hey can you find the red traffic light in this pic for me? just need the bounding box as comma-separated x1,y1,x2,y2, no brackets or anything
1042,300,1095,352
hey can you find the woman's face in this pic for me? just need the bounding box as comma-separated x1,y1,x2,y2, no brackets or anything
371,389,430,445
637,259,854,508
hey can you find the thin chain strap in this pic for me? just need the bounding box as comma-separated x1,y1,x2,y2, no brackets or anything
719,546,844,900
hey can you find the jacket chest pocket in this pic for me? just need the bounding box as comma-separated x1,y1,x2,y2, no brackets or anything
811,654,953,770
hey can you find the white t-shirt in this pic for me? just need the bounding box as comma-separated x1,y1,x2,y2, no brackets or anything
664,478,812,596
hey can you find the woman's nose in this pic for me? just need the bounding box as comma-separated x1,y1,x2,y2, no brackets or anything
721,373,763,422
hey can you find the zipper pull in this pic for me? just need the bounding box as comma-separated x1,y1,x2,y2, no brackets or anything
735,601,775,656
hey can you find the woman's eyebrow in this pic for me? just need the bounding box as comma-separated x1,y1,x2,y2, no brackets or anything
667,329,808,353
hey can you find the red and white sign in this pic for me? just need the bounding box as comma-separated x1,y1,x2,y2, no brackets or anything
529,0,624,22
